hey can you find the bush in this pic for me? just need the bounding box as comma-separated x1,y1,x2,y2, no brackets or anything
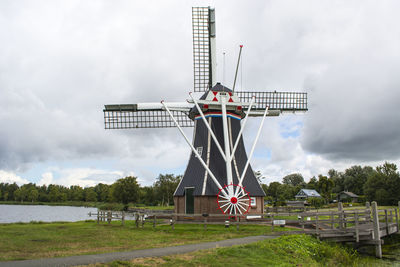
98,203,125,211
309,197,325,209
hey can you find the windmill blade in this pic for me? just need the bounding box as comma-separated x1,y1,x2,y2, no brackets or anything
192,7,216,92
236,91,308,113
104,104,194,129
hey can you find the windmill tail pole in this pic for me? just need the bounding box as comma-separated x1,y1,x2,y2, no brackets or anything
161,101,228,198
232,45,243,92
237,106,269,191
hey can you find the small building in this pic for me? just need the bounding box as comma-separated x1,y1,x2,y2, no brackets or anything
338,191,359,203
295,189,322,200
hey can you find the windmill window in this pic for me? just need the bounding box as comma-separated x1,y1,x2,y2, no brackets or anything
196,146,203,157
250,197,256,207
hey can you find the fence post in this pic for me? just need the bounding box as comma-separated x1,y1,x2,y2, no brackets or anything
135,213,139,228
395,206,399,233
107,211,111,224
153,215,156,229
121,211,125,226
355,212,359,243
366,201,370,209
371,201,382,258
271,214,274,232
330,212,334,229
315,215,319,240
301,215,305,231
398,201,400,231
338,202,344,229
97,210,99,224
385,210,389,236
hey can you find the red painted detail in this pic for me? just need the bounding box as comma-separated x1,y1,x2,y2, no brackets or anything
240,45,243,48
230,197,238,204
237,106,242,111
228,92,232,96
212,97,218,102
203,104,209,109
228,98,233,102
212,91,218,96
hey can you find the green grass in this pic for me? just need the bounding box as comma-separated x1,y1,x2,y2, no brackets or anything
99,235,392,267
0,220,288,261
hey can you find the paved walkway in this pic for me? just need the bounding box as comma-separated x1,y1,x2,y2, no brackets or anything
0,235,276,267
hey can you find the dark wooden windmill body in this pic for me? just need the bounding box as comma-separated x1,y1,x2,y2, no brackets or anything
104,7,308,216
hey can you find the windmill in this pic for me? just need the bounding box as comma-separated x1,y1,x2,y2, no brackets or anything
103,7,308,216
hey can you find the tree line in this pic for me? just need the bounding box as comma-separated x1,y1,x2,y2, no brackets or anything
0,162,399,207
262,162,400,206
0,174,180,206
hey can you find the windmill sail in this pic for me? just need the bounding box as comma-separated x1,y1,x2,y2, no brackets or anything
104,104,193,129
236,91,308,113
192,7,216,92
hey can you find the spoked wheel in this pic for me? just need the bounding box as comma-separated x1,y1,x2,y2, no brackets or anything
217,184,251,215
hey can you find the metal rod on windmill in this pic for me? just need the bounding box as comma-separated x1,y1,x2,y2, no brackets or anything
232,45,243,92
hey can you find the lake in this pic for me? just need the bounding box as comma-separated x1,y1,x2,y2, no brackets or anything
0,204,98,223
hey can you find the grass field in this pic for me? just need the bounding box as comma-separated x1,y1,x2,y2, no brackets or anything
0,220,289,261
85,234,395,267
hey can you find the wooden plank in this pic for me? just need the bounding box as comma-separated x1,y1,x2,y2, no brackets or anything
355,212,359,243
371,201,382,258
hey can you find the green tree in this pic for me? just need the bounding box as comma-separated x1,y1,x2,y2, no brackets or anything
153,174,181,206
306,177,318,189
27,188,39,202
342,165,374,195
84,188,97,202
139,186,156,206
277,184,296,201
364,162,400,205
266,182,281,202
93,183,110,202
69,185,84,201
328,169,344,193
282,173,305,187
111,176,140,204
316,175,334,201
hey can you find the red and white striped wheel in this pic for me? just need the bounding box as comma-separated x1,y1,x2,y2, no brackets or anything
217,184,251,215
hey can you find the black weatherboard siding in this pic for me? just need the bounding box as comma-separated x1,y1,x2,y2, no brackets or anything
174,84,265,197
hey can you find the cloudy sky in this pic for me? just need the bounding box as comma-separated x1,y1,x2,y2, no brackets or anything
1,0,399,187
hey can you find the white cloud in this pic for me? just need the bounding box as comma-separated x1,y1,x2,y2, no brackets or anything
48,167,129,187
38,172,53,186
0,170,29,185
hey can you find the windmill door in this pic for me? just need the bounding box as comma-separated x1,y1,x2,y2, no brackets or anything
185,187,194,214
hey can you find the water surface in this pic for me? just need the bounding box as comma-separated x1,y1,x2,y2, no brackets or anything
0,204,98,223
